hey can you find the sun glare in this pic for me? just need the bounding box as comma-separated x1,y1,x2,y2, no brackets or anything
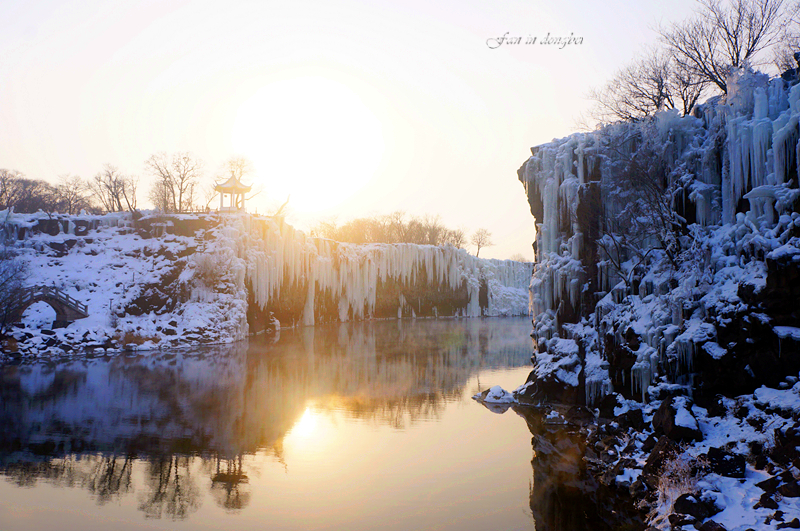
231,77,386,214
289,407,318,439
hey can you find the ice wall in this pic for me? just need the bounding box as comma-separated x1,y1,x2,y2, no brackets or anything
517,68,800,403
213,214,532,328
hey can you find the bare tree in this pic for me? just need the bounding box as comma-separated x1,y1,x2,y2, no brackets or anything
0,246,27,334
220,156,254,182
772,8,800,72
89,165,137,213
471,228,493,257
590,49,708,122
54,175,91,214
595,120,685,292
0,169,24,210
310,217,339,239
146,152,203,213
509,252,530,262
443,227,467,249
660,0,790,93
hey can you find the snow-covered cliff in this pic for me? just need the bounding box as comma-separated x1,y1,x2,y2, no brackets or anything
1,211,531,356
517,68,800,405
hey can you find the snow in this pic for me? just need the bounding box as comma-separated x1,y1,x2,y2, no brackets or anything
517,66,800,407
533,337,582,388
754,382,800,412
510,66,800,531
615,467,641,487
673,396,699,430
702,341,728,360
1,210,533,356
774,326,800,340
21,301,56,328
475,385,517,404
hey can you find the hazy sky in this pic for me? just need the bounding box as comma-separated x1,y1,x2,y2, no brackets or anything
0,0,698,259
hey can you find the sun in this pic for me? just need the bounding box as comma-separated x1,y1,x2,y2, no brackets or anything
231,76,386,214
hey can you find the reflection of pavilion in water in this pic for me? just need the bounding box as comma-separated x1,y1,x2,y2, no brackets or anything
0,318,534,519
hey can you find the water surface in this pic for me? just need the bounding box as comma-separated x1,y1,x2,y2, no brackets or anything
1,318,541,531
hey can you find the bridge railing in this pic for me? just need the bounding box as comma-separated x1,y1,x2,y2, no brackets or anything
13,286,88,316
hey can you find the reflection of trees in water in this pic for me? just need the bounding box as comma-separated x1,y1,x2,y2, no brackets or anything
208,455,251,511
242,319,532,431
138,455,201,520
1,454,133,503
86,455,134,504
0,318,535,521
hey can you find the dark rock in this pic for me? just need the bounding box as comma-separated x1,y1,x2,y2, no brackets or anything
668,513,695,526
778,480,800,498
756,492,779,510
73,220,89,236
565,405,594,424
706,447,745,478
597,393,621,418
163,328,177,336
674,493,711,520
756,475,781,492
599,458,636,487
777,518,800,529
642,434,659,452
642,436,678,488
514,368,581,404
652,396,703,442
698,521,727,531
614,408,645,432
41,329,56,336
704,395,728,418
48,239,78,256
34,219,61,236
629,478,647,497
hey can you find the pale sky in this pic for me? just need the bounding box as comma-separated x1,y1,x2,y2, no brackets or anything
0,0,698,259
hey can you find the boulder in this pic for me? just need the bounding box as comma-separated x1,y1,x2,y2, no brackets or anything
642,436,678,489
597,392,621,418
779,480,800,498
673,492,718,520
698,521,727,531
756,492,779,510
613,408,645,432
706,447,745,478
652,396,703,442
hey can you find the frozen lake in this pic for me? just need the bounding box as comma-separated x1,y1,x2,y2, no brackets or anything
0,318,548,531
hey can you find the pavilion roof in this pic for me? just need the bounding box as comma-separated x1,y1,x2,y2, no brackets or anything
214,175,252,193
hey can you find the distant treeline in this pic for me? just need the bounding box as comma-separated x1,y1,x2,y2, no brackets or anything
311,212,467,248
0,169,111,215
0,154,256,216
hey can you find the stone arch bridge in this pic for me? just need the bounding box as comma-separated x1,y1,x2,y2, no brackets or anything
10,286,88,328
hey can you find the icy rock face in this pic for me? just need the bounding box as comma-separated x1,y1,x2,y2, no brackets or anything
518,68,800,404
216,214,532,329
